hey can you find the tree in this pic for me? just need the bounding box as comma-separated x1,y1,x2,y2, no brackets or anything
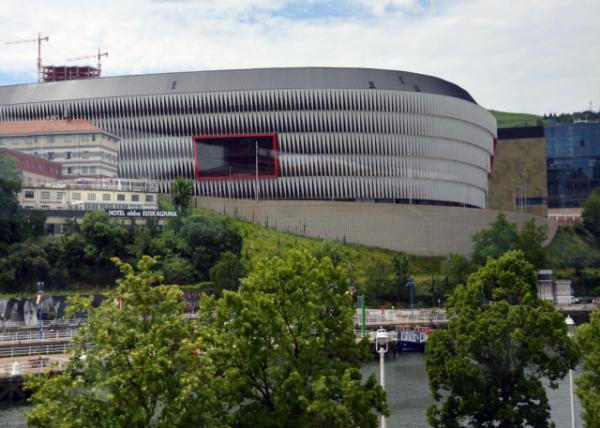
471,213,519,265
440,253,470,288
179,215,243,279
582,187,600,244
209,251,247,297
362,258,395,304
26,256,223,427
517,219,547,269
200,250,387,427
471,213,548,268
81,211,129,264
0,153,24,256
171,176,193,213
425,251,578,428
391,252,411,305
576,307,600,427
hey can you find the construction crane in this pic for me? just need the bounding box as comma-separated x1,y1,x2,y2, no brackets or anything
66,48,108,77
5,32,50,83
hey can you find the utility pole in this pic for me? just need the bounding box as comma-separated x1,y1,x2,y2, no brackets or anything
5,32,49,82
255,141,259,201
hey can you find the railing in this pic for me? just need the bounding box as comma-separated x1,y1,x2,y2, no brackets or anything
0,318,87,331
0,329,77,343
1,356,69,376
0,342,73,358
353,308,448,326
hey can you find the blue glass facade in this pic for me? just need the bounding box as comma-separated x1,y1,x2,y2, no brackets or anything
546,122,600,208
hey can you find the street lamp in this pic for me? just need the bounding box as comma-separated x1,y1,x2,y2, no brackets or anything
375,328,389,428
406,280,416,310
565,315,576,428
36,281,44,339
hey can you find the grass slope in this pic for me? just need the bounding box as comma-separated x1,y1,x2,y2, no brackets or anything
190,205,443,285
490,110,545,129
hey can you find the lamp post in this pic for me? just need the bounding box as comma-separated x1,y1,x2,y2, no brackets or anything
406,280,415,310
36,281,44,339
565,315,576,428
375,328,389,428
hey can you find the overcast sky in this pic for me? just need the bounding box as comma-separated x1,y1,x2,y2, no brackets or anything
0,0,598,115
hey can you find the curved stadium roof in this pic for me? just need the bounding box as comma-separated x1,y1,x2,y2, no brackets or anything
0,67,476,105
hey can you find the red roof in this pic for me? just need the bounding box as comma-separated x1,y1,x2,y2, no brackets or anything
0,119,101,136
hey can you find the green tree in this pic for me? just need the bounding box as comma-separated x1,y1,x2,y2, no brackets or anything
81,211,129,264
440,253,470,288
517,219,548,269
179,215,243,279
425,251,578,428
471,214,548,268
171,176,193,213
26,256,223,427
582,187,600,244
201,250,387,427
0,153,24,256
471,213,519,265
209,251,247,297
576,307,600,427
315,240,348,266
391,252,411,305
362,258,395,304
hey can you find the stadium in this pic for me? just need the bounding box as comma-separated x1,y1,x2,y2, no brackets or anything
0,67,495,208
0,67,552,255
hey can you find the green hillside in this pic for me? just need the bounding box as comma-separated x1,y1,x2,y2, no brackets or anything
191,205,443,284
490,110,545,129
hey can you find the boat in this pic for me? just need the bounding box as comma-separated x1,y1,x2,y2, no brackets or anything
398,330,428,352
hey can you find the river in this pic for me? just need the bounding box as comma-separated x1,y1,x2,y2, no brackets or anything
0,354,584,427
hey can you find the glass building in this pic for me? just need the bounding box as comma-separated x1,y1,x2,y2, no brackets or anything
546,122,600,208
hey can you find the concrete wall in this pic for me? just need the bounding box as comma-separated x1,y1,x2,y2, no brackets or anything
196,198,557,257
488,135,548,217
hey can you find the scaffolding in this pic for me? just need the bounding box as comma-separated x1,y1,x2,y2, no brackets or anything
42,65,99,82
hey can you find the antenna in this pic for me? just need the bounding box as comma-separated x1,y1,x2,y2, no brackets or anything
66,48,108,77
5,33,50,83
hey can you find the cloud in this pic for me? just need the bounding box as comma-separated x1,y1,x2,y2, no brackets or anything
0,0,598,114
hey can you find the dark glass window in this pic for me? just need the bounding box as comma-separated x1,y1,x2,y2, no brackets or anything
194,134,278,179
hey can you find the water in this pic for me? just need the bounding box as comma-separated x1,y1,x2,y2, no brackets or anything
0,355,585,427
361,353,584,428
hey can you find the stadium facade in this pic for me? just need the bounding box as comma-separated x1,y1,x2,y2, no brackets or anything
0,67,496,209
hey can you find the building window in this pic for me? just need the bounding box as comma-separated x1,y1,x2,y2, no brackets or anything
47,152,54,160
67,167,73,174
47,135,54,143
12,138,19,145
24,190,35,199
66,151,72,159
89,167,96,174
103,194,111,201
41,191,50,199
131,194,140,202
145,194,154,202
92,134,96,142
72,192,81,200
57,192,65,200
26,137,34,145
40,205,50,210
87,193,96,201
81,167,89,174
117,194,125,201
82,151,90,159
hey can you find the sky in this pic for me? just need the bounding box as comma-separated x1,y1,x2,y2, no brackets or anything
0,0,598,115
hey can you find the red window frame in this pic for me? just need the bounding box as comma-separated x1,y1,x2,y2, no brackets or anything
193,133,279,180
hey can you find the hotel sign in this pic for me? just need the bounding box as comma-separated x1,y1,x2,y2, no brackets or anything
106,209,178,218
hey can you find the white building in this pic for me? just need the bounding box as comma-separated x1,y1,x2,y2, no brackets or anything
0,119,119,178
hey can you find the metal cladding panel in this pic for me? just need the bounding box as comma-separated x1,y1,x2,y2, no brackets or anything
0,67,475,104
0,69,496,208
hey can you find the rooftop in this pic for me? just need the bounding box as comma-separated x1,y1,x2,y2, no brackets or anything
0,119,101,137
